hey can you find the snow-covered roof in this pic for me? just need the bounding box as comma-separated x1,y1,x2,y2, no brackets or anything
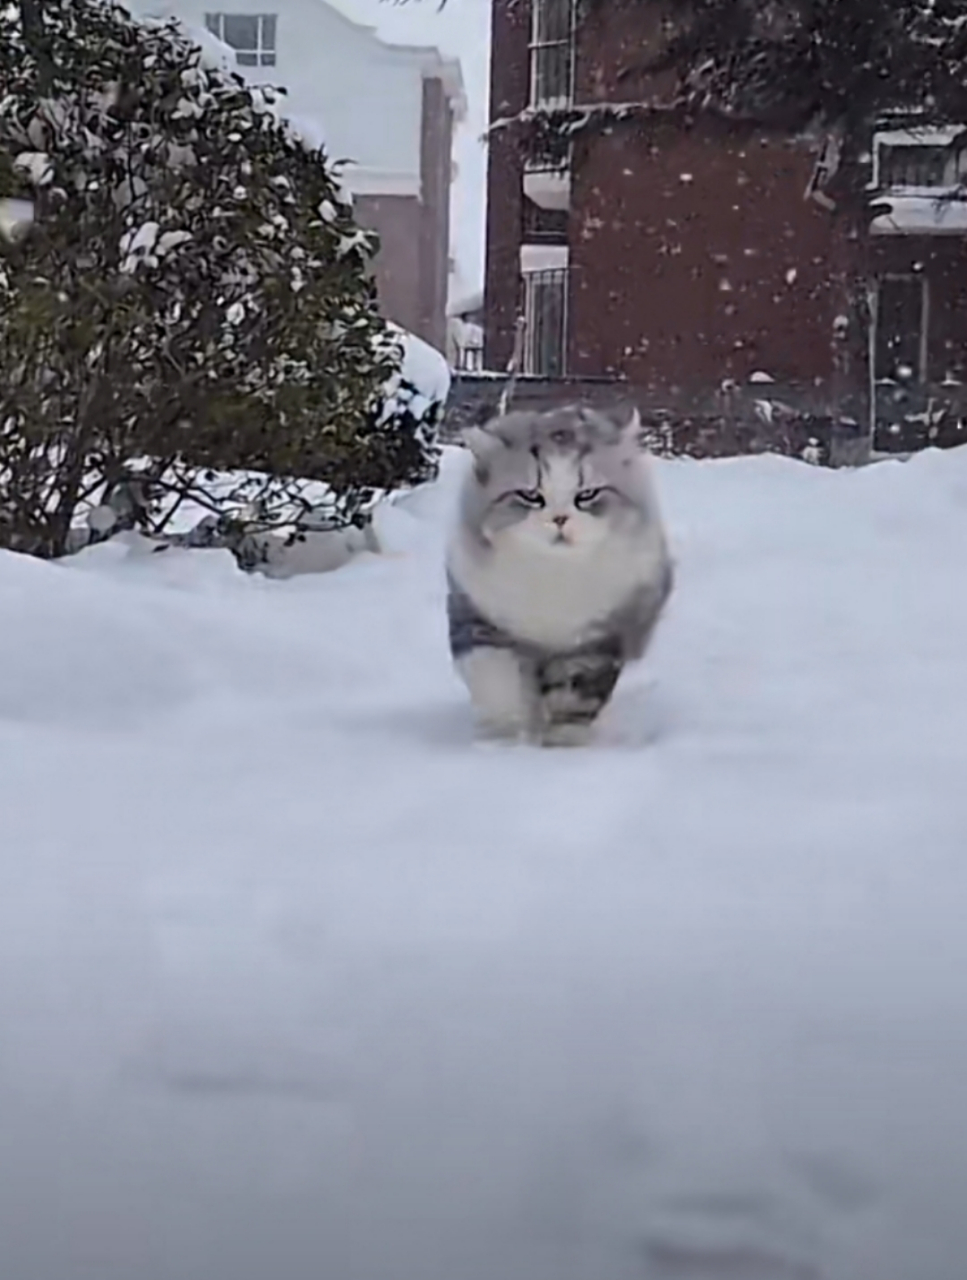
303,0,467,122
873,125,967,148
382,44,467,123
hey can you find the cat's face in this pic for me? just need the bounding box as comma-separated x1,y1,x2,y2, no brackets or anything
460,405,651,554
474,448,621,553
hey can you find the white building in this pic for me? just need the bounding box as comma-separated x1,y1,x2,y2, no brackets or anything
132,0,466,350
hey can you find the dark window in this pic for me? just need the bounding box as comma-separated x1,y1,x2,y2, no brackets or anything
879,144,949,188
523,268,568,376
523,198,568,245
876,276,926,382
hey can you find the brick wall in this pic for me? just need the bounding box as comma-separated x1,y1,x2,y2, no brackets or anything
419,77,454,353
483,0,529,371
568,123,853,389
354,194,424,338
351,76,454,352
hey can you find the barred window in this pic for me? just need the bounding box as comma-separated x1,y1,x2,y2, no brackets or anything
529,0,575,107
522,267,568,376
878,144,949,189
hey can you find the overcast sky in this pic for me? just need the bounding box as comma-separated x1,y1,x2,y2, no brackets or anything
328,0,491,305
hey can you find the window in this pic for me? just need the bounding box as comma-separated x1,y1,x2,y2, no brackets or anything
522,267,568,376
205,13,277,67
878,143,950,189
874,275,929,383
529,0,575,107
523,197,568,245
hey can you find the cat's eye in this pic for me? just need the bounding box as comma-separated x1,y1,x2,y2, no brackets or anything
575,487,605,509
514,489,545,508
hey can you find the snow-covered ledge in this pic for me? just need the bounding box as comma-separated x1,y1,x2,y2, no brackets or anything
871,195,967,235
523,166,571,211
520,244,569,273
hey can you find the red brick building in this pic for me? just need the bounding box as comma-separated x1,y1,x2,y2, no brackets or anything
484,0,967,438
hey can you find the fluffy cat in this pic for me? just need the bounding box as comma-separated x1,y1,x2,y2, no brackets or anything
446,403,673,746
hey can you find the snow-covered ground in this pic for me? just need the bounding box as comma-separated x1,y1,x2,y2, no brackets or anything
2,445,967,1280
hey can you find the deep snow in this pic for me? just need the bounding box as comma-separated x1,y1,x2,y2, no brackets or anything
2,446,967,1280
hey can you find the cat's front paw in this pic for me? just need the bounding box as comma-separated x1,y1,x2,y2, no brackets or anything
457,648,533,741
475,713,529,742
537,720,595,748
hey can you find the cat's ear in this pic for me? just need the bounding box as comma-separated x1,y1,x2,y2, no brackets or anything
462,422,504,481
461,425,495,460
619,405,643,445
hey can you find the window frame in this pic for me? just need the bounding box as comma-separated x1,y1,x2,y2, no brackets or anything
521,264,569,377
204,12,278,68
528,0,577,110
877,143,951,191
871,127,967,193
873,272,930,384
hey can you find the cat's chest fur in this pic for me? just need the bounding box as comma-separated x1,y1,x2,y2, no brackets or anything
448,531,663,651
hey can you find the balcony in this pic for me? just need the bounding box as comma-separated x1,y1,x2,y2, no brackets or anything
522,125,572,212
523,164,571,212
871,194,967,235
522,193,568,246
870,126,967,235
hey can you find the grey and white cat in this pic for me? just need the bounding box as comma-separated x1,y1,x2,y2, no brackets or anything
446,403,673,746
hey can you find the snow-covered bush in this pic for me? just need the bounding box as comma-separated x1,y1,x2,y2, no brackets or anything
0,0,436,558
373,324,449,484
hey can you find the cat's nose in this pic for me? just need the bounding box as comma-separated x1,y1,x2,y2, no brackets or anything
552,514,568,528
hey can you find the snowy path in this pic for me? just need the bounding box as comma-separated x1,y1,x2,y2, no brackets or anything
2,447,967,1280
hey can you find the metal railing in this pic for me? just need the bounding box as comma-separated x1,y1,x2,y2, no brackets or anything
522,267,568,377
453,343,484,373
